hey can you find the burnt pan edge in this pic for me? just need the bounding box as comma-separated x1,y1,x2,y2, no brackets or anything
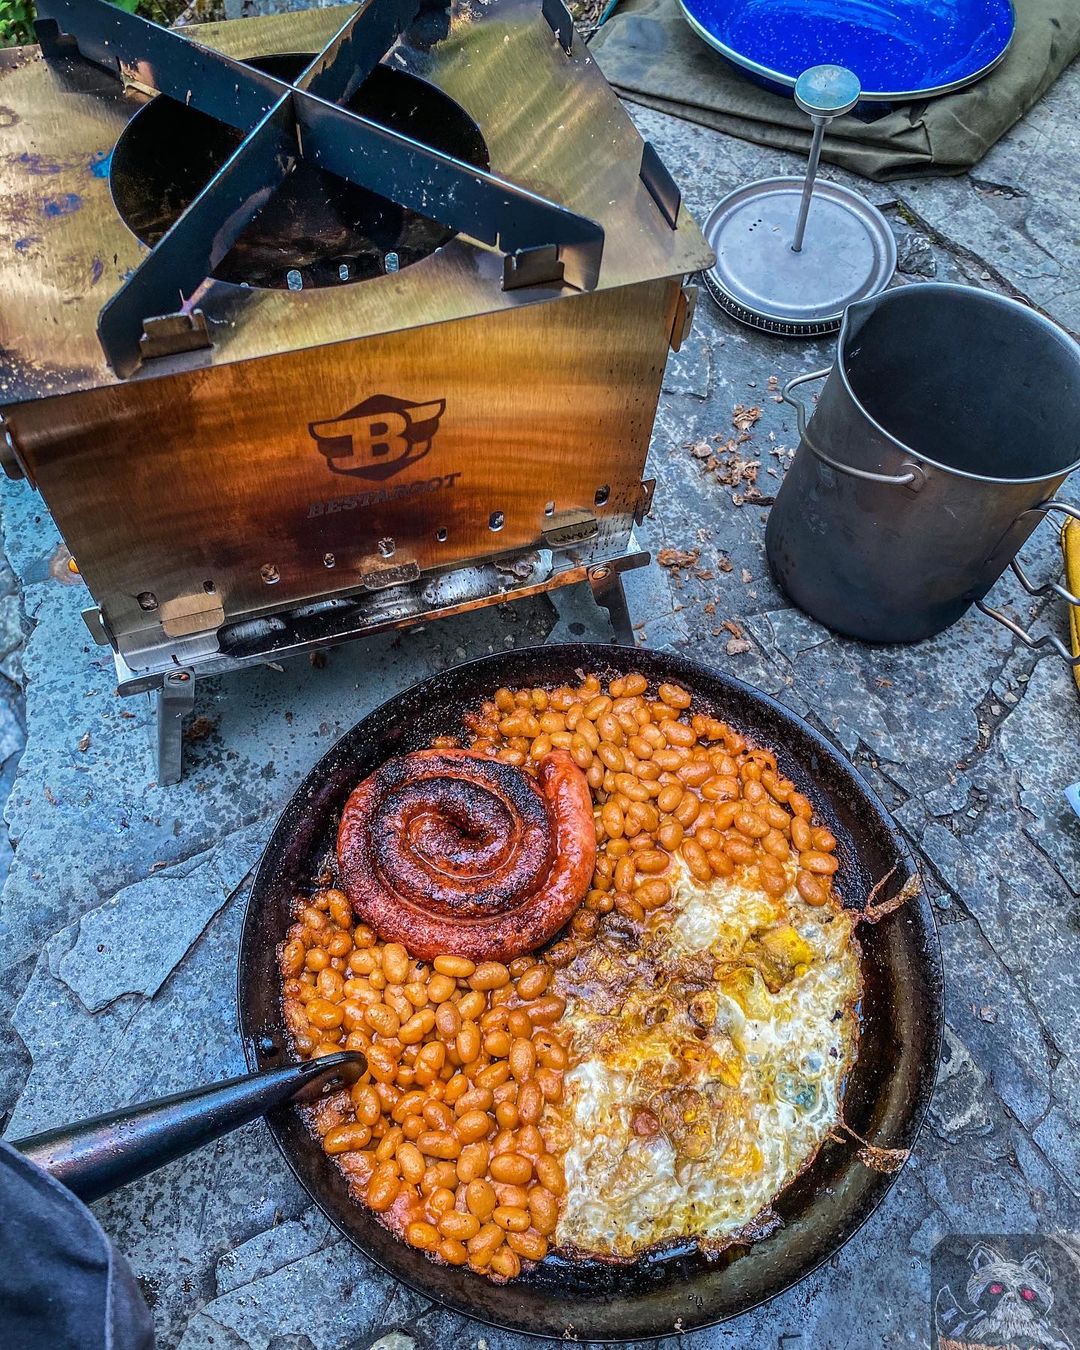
237,643,944,1343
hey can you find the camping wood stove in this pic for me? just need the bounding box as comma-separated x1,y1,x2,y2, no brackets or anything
0,0,712,780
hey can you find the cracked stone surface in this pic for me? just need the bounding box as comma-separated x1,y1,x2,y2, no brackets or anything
1,31,1079,1350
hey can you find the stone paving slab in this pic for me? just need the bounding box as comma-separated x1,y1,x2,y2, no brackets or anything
1,34,1079,1350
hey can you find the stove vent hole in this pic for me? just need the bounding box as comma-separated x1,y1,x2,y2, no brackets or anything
594,484,610,507
137,591,158,611
436,528,448,543
544,501,555,516
489,511,505,532
261,563,280,585
323,553,336,568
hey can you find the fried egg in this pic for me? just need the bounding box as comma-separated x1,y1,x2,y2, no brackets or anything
550,863,862,1259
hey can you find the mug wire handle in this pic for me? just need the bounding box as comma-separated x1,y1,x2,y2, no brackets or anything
781,370,926,490
977,498,1080,666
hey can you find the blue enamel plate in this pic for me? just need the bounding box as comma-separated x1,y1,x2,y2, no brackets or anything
677,0,1016,101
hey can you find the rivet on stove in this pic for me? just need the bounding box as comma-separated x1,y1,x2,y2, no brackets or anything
435,527,448,543
378,538,395,558
137,590,158,611
323,553,336,568
489,511,505,532
594,484,610,506
260,563,280,584
384,252,400,274
286,269,303,291
338,264,350,282
544,501,555,516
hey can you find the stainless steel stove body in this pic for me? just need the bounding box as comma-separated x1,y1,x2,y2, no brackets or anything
0,0,712,778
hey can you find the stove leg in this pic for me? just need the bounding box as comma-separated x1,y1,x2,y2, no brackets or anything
155,669,194,786
588,566,635,647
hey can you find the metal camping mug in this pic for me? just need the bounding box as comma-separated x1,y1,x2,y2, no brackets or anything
765,283,1080,661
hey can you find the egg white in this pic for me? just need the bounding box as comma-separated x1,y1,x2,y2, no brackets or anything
552,863,862,1258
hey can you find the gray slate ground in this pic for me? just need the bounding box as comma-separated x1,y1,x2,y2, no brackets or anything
1,29,1079,1350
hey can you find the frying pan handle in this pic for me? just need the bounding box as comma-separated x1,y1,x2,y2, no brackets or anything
9,1052,365,1203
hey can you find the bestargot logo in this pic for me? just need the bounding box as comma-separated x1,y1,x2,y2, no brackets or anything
309,394,446,481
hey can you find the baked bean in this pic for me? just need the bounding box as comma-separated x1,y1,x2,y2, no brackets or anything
434,955,475,978
428,1186,457,1218
657,782,683,813
466,1178,498,1220
789,791,813,821
367,1044,398,1083
636,878,672,910
427,972,456,1004
535,1068,563,1102
470,961,510,991
440,1211,481,1241
796,871,829,906
525,994,566,1023
398,1141,426,1183
659,682,692,710
493,1205,530,1233
435,1001,461,1039
675,792,701,827
681,838,712,884
724,837,756,865
791,816,813,852
600,801,624,840
517,1080,543,1125
634,849,670,875
439,1237,469,1265
657,819,684,852
490,1152,532,1185
418,1130,460,1160
458,990,486,1020
508,1230,548,1262
495,1100,519,1129
367,1164,399,1212
456,1021,481,1063
516,964,551,1000
468,1222,505,1267
614,855,636,892
509,1037,536,1083
706,848,734,877
484,1028,512,1058
534,1154,565,1196
457,1109,494,1143
475,1061,511,1090
381,943,409,984
801,850,839,875
323,1122,372,1154
400,1009,436,1044
422,1099,454,1131
407,1220,441,1252
536,1037,567,1070
762,828,790,860
306,997,344,1031
528,1187,559,1234
455,1140,490,1183
364,1002,399,1037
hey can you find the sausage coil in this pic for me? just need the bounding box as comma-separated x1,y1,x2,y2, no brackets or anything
337,748,595,961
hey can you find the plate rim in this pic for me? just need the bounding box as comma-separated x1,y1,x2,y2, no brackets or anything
675,0,1016,102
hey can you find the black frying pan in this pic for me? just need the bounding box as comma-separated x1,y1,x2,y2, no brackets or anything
238,643,944,1342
